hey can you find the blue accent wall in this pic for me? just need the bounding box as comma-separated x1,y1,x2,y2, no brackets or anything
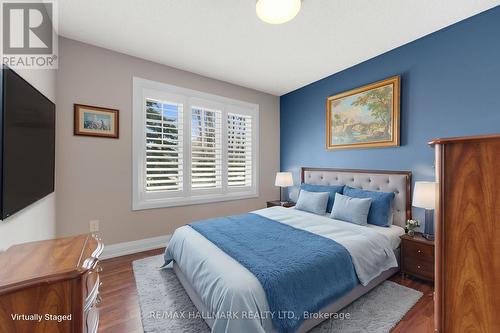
281,6,500,197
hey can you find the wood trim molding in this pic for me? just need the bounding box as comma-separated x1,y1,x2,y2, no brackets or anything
434,143,445,333
429,133,500,145
300,167,412,220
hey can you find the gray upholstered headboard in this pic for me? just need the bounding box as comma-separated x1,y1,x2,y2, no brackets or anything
301,167,412,228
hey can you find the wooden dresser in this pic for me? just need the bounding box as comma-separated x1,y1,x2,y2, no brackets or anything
0,234,104,333
431,134,500,333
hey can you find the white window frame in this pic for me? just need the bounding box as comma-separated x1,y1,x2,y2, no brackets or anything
133,77,259,210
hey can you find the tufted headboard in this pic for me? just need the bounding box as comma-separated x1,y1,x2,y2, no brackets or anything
301,167,412,228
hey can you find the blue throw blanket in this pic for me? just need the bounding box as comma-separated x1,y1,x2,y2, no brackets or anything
189,213,358,333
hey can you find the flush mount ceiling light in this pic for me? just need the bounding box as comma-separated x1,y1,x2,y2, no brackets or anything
256,0,302,24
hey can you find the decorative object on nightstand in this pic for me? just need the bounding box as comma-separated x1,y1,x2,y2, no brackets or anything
405,219,420,237
412,181,437,240
400,233,434,282
275,172,294,205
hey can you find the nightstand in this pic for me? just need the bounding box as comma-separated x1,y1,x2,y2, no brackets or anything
400,233,435,282
266,200,294,208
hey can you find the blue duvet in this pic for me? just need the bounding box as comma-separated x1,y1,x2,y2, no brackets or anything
190,213,358,333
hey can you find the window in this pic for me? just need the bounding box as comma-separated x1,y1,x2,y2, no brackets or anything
133,78,259,210
191,107,222,190
227,112,252,187
145,99,183,192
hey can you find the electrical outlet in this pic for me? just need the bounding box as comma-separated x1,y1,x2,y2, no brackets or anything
89,220,100,233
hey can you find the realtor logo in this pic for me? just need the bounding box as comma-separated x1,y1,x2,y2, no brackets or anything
3,2,53,54
1,0,58,69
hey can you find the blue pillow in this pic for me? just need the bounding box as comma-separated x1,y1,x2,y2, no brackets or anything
330,193,372,226
295,190,330,215
299,183,344,213
343,186,395,227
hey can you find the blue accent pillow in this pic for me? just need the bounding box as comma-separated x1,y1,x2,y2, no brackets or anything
343,186,395,227
330,193,372,226
295,190,330,215
299,183,344,213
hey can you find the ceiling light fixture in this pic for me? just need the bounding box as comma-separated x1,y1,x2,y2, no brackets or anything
256,0,301,25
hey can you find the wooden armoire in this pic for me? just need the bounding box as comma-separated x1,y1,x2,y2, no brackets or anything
430,134,500,333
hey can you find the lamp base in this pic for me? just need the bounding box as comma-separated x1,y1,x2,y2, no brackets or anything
423,209,435,240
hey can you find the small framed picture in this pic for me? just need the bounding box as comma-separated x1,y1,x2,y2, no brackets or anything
74,104,119,139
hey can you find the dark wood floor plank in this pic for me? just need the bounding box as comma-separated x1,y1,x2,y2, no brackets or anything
98,248,434,333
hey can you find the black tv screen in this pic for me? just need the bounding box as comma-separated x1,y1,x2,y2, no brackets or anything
0,66,55,219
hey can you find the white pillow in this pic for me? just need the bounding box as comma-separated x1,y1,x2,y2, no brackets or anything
295,190,329,215
330,193,372,226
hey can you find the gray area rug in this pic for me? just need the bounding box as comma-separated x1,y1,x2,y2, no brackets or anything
133,255,422,333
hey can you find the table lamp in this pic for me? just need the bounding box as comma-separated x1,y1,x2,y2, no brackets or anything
412,181,437,240
275,172,293,205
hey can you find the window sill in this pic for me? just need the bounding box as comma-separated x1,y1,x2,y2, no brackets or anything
132,190,259,211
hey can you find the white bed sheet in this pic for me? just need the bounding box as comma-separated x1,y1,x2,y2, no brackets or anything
318,210,405,250
366,224,405,250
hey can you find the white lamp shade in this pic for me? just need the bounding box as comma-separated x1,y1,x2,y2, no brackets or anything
412,181,437,209
275,172,293,187
256,0,301,24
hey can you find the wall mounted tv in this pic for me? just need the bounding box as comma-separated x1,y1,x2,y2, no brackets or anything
0,66,55,220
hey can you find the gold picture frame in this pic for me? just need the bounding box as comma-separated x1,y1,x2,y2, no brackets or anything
326,76,400,150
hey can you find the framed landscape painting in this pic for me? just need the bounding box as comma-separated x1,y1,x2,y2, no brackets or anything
326,76,400,150
74,104,119,138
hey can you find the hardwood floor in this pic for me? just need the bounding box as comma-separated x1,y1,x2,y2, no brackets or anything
390,275,434,333
99,249,434,333
98,248,165,333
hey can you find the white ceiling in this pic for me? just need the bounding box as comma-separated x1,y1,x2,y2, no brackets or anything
58,0,500,96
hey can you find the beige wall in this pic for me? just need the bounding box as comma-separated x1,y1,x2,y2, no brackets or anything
0,69,56,250
56,37,280,245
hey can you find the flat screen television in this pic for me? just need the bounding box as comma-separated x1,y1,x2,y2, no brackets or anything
0,66,55,220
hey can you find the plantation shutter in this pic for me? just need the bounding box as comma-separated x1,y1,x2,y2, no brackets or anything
145,99,183,191
227,113,252,187
191,107,222,189
134,78,259,210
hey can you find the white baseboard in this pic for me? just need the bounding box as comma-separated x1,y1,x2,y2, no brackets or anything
101,234,171,260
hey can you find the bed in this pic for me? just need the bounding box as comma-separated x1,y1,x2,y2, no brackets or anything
164,168,411,333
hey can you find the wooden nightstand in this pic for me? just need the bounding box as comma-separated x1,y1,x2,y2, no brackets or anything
266,200,294,208
400,233,435,282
